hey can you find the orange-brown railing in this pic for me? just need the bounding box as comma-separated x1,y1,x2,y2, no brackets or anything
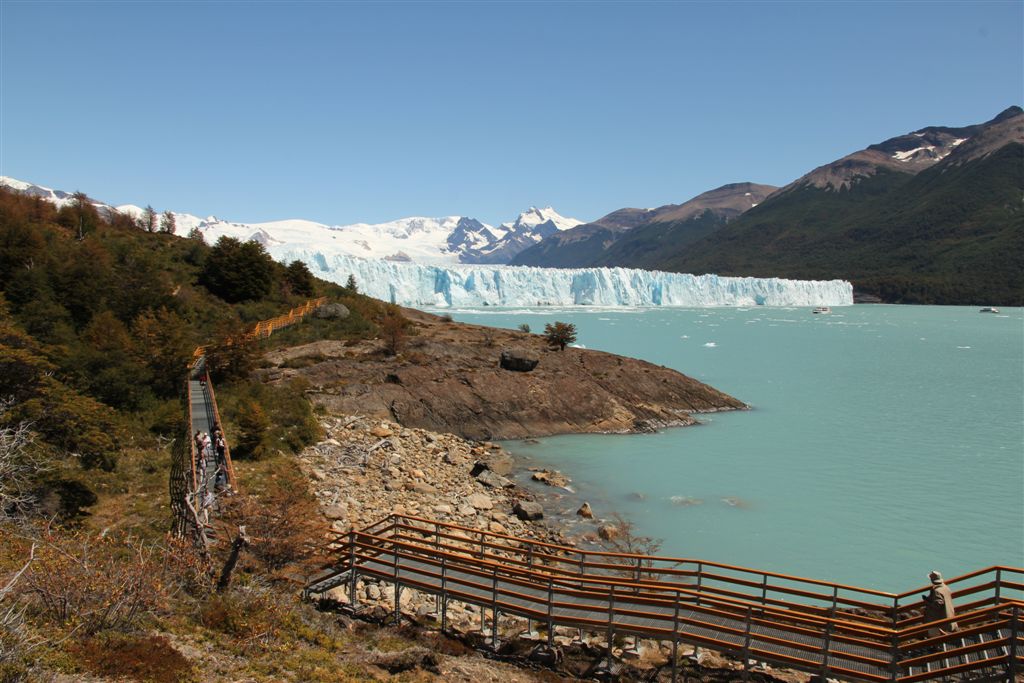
310,514,1022,683
180,297,328,537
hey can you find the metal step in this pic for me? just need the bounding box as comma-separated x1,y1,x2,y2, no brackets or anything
306,568,350,596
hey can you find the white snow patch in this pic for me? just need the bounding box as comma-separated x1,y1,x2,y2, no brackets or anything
893,146,936,161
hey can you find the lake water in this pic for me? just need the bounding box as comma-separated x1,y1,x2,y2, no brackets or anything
448,305,1024,592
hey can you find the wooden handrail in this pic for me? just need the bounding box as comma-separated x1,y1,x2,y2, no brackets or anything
318,523,1020,682
392,513,899,600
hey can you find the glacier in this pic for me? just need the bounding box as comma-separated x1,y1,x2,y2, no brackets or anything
272,249,854,308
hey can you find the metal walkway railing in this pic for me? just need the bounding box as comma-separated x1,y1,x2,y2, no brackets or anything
307,514,1023,682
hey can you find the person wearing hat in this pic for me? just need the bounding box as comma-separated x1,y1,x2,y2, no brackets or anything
922,570,958,637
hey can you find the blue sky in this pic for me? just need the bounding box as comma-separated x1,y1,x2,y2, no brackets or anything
2,1,1021,226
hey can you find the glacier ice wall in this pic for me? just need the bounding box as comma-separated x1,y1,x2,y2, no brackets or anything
272,249,854,308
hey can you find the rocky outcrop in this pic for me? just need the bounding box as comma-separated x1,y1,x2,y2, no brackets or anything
314,302,350,319
499,348,539,372
513,501,544,521
260,308,746,441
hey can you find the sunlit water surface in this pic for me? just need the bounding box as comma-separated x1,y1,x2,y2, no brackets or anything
447,305,1024,591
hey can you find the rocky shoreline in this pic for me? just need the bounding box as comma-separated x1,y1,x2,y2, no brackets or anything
299,414,807,682
262,307,747,442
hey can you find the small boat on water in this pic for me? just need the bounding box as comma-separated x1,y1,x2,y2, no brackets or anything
812,306,831,314
979,307,1000,313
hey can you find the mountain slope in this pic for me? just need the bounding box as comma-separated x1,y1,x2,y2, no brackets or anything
512,183,775,268
647,107,1024,304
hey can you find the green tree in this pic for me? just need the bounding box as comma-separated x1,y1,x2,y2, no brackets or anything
234,399,269,459
72,310,153,411
131,308,194,398
345,274,358,293
159,210,176,234
199,236,274,303
518,323,531,333
284,260,316,298
543,321,577,351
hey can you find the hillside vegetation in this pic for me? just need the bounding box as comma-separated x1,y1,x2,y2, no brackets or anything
0,187,422,682
654,143,1024,304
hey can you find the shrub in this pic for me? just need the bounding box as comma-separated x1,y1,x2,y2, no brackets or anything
19,530,168,635
198,586,292,652
217,468,326,573
380,308,408,356
518,323,530,333
69,633,195,683
543,321,577,351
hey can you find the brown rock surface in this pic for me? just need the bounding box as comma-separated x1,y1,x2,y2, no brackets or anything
259,308,746,440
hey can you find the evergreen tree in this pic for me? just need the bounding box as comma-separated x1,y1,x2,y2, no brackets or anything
284,260,316,297
199,236,274,302
345,274,358,293
159,210,176,234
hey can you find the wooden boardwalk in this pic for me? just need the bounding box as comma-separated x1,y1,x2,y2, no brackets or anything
307,516,1023,682
175,297,326,545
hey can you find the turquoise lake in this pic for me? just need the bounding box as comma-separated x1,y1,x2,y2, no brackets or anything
447,305,1024,592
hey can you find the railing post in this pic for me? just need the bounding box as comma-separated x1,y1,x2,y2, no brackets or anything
889,630,900,682
491,566,499,649
830,585,838,618
606,584,616,671
891,595,900,628
393,541,401,625
760,573,768,605
547,577,554,648
671,590,680,683
479,531,485,560
527,542,533,569
433,522,441,615
742,604,753,681
995,567,1002,603
348,531,359,609
440,553,448,633
1009,604,1019,681
695,561,703,606
819,621,832,680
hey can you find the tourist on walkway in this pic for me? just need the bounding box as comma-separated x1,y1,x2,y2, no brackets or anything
922,570,958,637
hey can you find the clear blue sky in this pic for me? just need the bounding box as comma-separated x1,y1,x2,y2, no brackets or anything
2,1,1021,226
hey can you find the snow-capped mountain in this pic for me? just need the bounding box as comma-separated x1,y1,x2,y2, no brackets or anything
0,176,582,265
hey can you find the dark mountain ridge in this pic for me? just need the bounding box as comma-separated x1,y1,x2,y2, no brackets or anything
648,107,1024,304
512,182,777,268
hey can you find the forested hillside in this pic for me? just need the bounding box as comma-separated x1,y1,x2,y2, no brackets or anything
651,142,1024,304
0,187,413,681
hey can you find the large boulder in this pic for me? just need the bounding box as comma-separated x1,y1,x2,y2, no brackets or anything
475,469,513,489
467,493,493,510
500,348,539,372
513,500,544,521
314,302,350,319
